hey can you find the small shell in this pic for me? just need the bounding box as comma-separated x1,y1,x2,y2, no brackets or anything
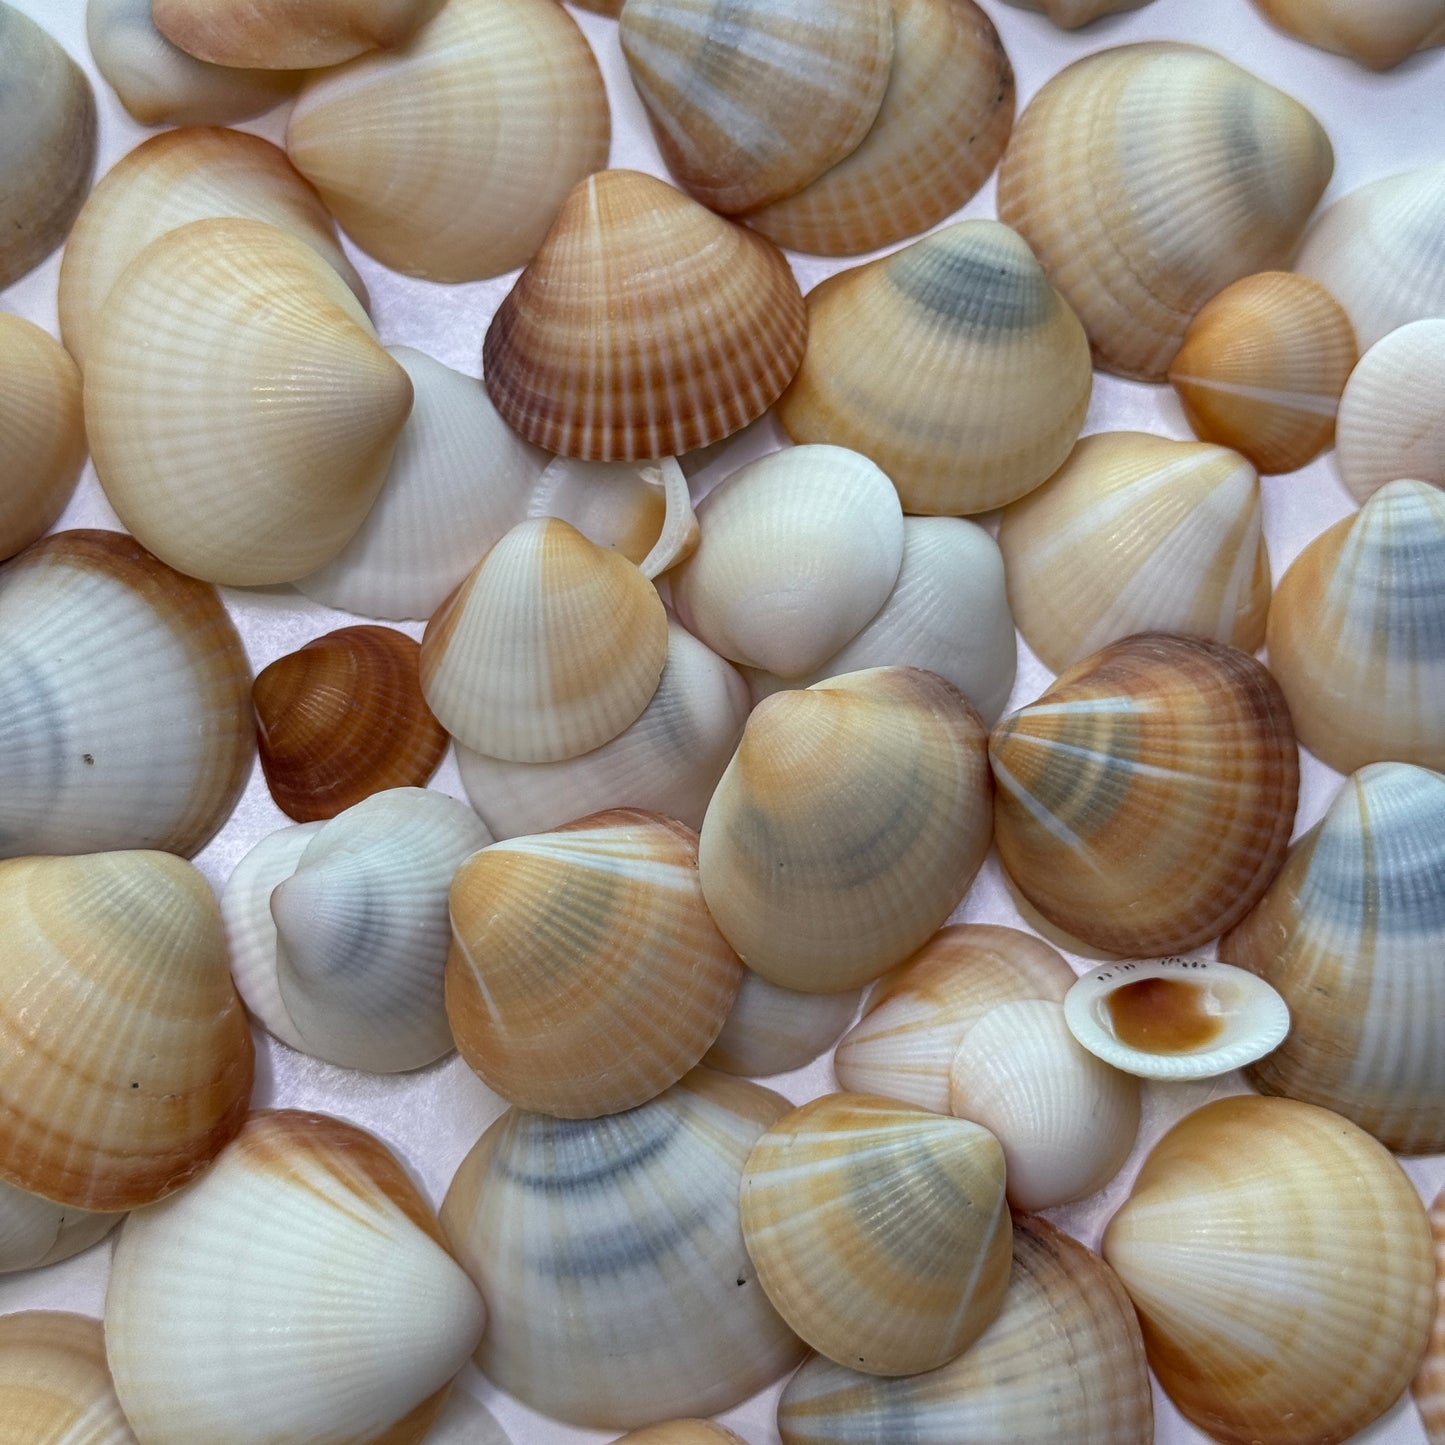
1412,1186,1445,1444
0,1313,138,1444
615,1426,748,1445
997,0,1156,24
1253,0,1445,68
0,1179,121,1274
704,970,861,1078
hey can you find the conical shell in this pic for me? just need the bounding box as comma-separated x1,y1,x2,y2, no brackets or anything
1254,0,1445,68
483,169,807,461
0,1179,122,1274
0,1313,138,1445
1220,762,1445,1153
704,970,861,1078
106,1109,486,1445
1102,1095,1435,1445
286,0,610,281
1266,479,1445,772
997,0,1156,24
996,432,1270,672
990,633,1299,957
776,220,1091,515
699,668,994,993
995,43,1334,381
420,517,669,763
777,1213,1154,1445
1168,271,1358,474
615,1426,748,1445
740,1093,1011,1375
85,217,413,587
1412,1186,1445,1444
0,851,253,1211
439,1069,806,1428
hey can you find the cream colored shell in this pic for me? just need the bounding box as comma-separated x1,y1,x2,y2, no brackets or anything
1254,0,1445,68
998,0,1156,24
1412,1185,1445,1445
704,970,861,1078
0,1312,138,1445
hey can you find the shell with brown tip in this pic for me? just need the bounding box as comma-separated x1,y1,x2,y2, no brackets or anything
1253,0,1445,69
0,1312,138,1444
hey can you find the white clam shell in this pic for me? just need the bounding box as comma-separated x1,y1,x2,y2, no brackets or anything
704,970,862,1078
0,1179,122,1274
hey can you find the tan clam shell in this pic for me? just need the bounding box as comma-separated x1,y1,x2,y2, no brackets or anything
996,431,1270,672
1412,1185,1445,1444
996,43,1334,381
483,169,806,461
614,1426,748,1445
1102,1095,1435,1445
0,1312,138,1444
777,219,1090,515
1254,0,1445,68
990,633,1299,957
997,0,1156,24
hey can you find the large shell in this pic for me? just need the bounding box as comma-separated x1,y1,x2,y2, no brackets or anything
286,0,610,281
776,220,1091,515
1265,479,1445,772
997,0,1156,24
995,43,1333,381
704,970,861,1078
1413,1185,1445,1444
1102,1095,1435,1445
1253,0,1445,68
0,1180,122,1274
483,169,806,460
990,633,1299,957
0,1312,138,1444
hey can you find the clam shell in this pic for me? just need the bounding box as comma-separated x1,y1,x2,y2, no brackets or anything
1254,0,1445,68
995,42,1333,381
1102,1095,1435,1445
286,0,610,281
703,970,861,1078
776,219,1091,515
997,0,1156,24
615,1426,748,1445
483,169,807,461
1265,479,1445,772
1412,1185,1445,1444
996,431,1270,672
990,633,1299,957
0,1312,137,1444
0,1179,122,1274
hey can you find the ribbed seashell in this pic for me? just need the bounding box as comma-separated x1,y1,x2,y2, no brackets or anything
106,1109,486,1445
990,633,1299,957
1336,320,1445,502
997,0,1156,25
447,809,743,1116
1266,479,1445,772
833,924,1077,1113
1220,763,1445,1153
1168,272,1358,474
740,1093,1011,1375
286,0,609,282
615,1425,748,1445
776,220,1091,515
948,999,1140,1211
1254,0,1445,68
484,169,806,460
1102,1095,1435,1445
0,1313,137,1444
996,432,1270,672
0,315,86,562
699,668,993,993
440,1068,806,1428
619,0,892,214
253,626,449,822
1412,1186,1445,1444
777,1213,1153,1445
0,851,252,1211
0,530,253,859
0,5,96,290
743,0,1014,257
704,970,861,1078
995,43,1334,381
0,1179,122,1274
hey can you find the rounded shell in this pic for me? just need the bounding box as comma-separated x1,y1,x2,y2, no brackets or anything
1253,0,1445,69
0,1312,138,1444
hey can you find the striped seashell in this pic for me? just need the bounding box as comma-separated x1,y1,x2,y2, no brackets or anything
997,0,1156,24
0,1179,122,1274
1412,1185,1445,1445
0,1313,138,1444
704,969,862,1078
1253,0,1445,68
614,1425,748,1445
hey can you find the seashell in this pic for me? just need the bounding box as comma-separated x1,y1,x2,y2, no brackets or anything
743,0,1014,258
425,1389,513,1445
618,0,893,214
0,1178,122,1274
0,529,253,859
1266,479,1445,772
59,126,366,372
0,1312,138,1444
286,0,610,282
1412,1185,1445,1444
777,1213,1154,1445
106,1109,486,1445
948,999,1140,1211
699,668,994,993
1336,319,1445,502
996,432,1270,672
575,0,625,10
670,446,904,678
776,219,1091,515
86,217,413,587
86,0,298,127
833,924,1077,1113
1168,271,1358,475
990,633,1299,957
1102,1095,1435,1445
483,169,806,461
1219,762,1445,1153
421,518,669,764
446,809,743,1116
253,625,449,822
0,5,96,290
995,43,1334,381
0,850,253,1211
704,970,862,1078
0,314,86,562
440,1068,806,1428
455,617,749,837
996,0,1156,25
615,1425,748,1445
1253,0,1445,69
297,347,546,620
740,1092,1011,1375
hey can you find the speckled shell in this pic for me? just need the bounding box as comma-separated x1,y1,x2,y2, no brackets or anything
0,1179,122,1274
998,0,1156,24
1412,1186,1445,1444
0,1313,138,1445
1253,0,1445,68
704,970,861,1078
